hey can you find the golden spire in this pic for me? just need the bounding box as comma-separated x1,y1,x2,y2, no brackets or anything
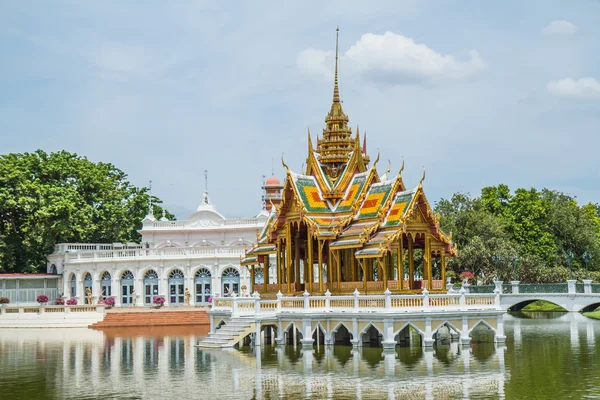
333,26,340,104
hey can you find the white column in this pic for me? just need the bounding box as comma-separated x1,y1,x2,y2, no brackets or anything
583,279,593,294
460,316,471,345
113,276,121,307
134,276,143,306
77,275,85,305
382,319,396,349
423,317,435,347
567,279,577,294
495,315,506,343
300,318,314,347
510,281,520,294
92,272,101,305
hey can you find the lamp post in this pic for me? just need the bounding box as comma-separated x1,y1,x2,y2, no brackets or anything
511,255,519,282
566,251,574,281
492,254,502,282
583,251,592,280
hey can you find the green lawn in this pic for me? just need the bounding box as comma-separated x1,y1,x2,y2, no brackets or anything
522,300,566,312
583,311,600,320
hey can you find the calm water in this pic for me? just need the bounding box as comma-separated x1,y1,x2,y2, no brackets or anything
0,314,599,399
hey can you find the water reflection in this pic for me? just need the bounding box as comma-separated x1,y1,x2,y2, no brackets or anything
1,315,600,399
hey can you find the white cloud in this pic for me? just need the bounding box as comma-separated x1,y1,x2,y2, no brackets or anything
297,31,487,84
542,20,577,35
547,78,600,99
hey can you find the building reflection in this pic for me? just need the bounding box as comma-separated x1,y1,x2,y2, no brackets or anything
12,319,600,399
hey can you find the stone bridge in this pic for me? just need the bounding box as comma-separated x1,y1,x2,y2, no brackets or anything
467,280,600,312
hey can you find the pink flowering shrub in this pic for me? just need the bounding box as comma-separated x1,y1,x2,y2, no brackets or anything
104,297,115,307
36,294,49,304
54,298,65,305
153,295,166,306
66,298,78,305
0,297,9,304
459,271,474,281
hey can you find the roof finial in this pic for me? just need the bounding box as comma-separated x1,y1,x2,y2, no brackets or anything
202,170,211,205
148,180,153,215
271,157,274,176
333,26,340,104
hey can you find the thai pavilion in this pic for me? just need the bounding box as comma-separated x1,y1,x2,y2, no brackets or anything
242,29,457,294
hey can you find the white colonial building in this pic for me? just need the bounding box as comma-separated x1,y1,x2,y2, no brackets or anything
45,180,282,307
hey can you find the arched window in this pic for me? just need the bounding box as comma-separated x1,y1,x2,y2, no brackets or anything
83,273,93,304
69,273,76,298
101,271,112,298
121,270,134,306
169,269,184,279
195,268,211,278
168,269,185,305
222,267,240,296
122,271,134,280
195,268,212,303
144,270,158,279
143,269,159,305
222,267,239,277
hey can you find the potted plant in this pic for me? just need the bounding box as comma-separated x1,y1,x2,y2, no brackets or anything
459,271,474,286
36,294,49,305
104,296,115,308
153,295,166,308
0,297,9,308
54,298,65,306
66,298,78,306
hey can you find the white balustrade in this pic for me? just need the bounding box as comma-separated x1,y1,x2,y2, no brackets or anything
210,290,501,317
65,245,246,262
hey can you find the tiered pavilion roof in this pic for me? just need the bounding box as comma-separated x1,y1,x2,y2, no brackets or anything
243,29,456,294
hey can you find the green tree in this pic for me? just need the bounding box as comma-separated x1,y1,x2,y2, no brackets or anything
0,150,174,273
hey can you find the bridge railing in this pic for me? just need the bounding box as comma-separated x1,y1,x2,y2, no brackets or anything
210,288,501,317
469,280,600,295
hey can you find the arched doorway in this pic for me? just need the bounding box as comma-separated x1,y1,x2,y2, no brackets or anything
194,268,212,304
222,267,240,296
121,270,134,306
143,270,159,306
69,274,76,298
168,269,185,305
100,271,112,298
83,273,93,304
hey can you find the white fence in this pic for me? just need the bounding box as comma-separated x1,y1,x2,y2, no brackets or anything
211,288,501,318
0,305,106,328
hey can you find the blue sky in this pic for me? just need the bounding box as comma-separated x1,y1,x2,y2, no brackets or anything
2,1,599,219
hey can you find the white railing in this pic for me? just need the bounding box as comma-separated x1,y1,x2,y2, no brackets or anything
210,288,501,317
146,218,263,229
54,243,140,253
65,246,246,262
0,304,105,316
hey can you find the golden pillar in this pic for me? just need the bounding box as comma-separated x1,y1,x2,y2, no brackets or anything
336,250,341,292
307,233,313,292
408,235,414,290
294,228,301,287
286,224,292,293
318,240,324,292
264,256,270,292
250,265,256,293
398,235,404,290
348,249,356,282
275,239,281,292
361,259,367,291
424,234,432,290
382,255,388,290
441,253,446,290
